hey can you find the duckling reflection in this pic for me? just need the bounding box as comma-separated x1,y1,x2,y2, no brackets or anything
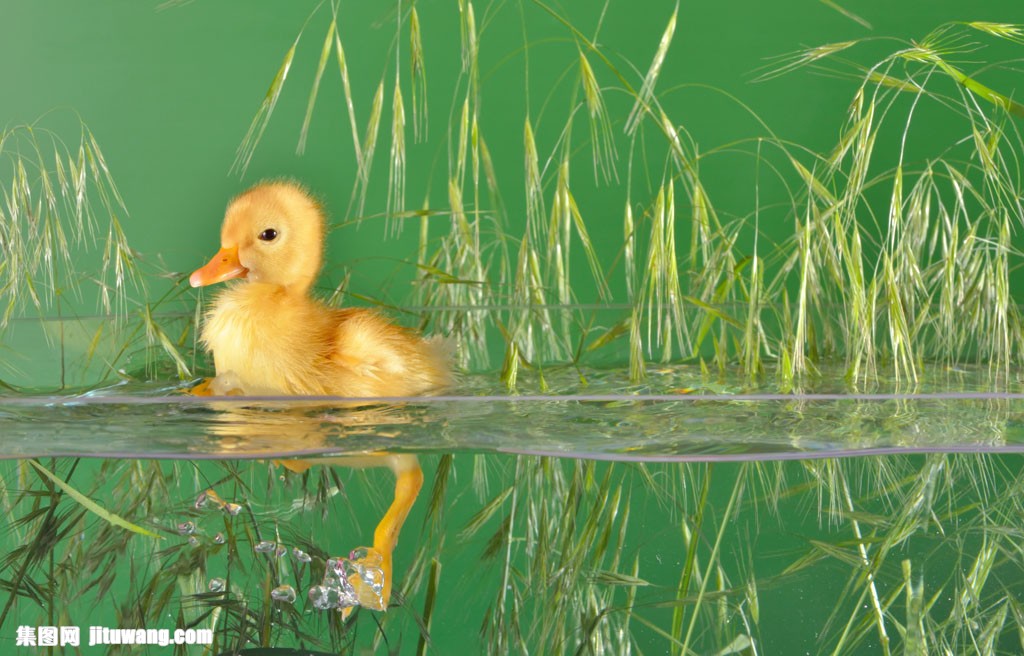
188,181,454,616
202,399,430,453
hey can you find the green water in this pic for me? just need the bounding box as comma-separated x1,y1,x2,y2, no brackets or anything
4,452,1023,654
4,349,1024,654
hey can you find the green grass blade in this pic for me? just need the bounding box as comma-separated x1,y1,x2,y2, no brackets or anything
233,34,300,175
297,20,336,155
28,460,162,539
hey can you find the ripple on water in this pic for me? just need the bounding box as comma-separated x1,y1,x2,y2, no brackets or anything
2,364,1024,461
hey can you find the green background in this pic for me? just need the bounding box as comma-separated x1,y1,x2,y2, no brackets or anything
5,0,1020,313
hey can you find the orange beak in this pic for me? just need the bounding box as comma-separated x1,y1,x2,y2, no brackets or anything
189,246,248,288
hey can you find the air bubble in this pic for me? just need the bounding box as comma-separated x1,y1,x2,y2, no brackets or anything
271,585,297,604
307,549,386,612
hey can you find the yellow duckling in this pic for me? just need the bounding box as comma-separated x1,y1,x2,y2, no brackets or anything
189,180,452,397
190,180,451,615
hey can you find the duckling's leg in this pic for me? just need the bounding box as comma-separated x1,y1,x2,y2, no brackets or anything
287,454,423,615
340,454,423,616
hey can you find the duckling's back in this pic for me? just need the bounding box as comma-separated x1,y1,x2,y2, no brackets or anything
326,308,455,398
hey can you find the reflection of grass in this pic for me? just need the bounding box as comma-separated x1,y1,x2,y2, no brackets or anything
459,453,1024,654
3,454,1024,653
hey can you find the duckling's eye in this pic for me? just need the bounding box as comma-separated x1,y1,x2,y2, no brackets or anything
258,228,278,242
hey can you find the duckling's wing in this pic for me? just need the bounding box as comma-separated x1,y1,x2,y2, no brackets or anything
328,309,453,397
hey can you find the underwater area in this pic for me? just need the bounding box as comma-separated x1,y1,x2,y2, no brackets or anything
3,0,1024,654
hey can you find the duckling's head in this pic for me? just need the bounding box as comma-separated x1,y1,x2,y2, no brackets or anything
190,181,325,294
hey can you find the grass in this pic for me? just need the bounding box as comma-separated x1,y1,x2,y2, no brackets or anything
0,121,143,328
2,1,1024,655
5,10,1022,389
215,2,1023,392
0,119,202,390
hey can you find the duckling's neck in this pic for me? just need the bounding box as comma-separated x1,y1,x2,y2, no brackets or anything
214,282,323,328
237,280,307,300
243,272,314,297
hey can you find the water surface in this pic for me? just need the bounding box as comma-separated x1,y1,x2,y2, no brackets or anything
3,364,1023,461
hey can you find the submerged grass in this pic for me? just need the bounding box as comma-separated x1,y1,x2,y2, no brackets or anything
4,453,1024,653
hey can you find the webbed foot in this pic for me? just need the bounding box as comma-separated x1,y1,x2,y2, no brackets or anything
189,378,217,396
340,547,389,617
189,372,245,396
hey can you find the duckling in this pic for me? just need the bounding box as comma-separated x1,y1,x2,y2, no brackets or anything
190,180,451,615
189,180,452,397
